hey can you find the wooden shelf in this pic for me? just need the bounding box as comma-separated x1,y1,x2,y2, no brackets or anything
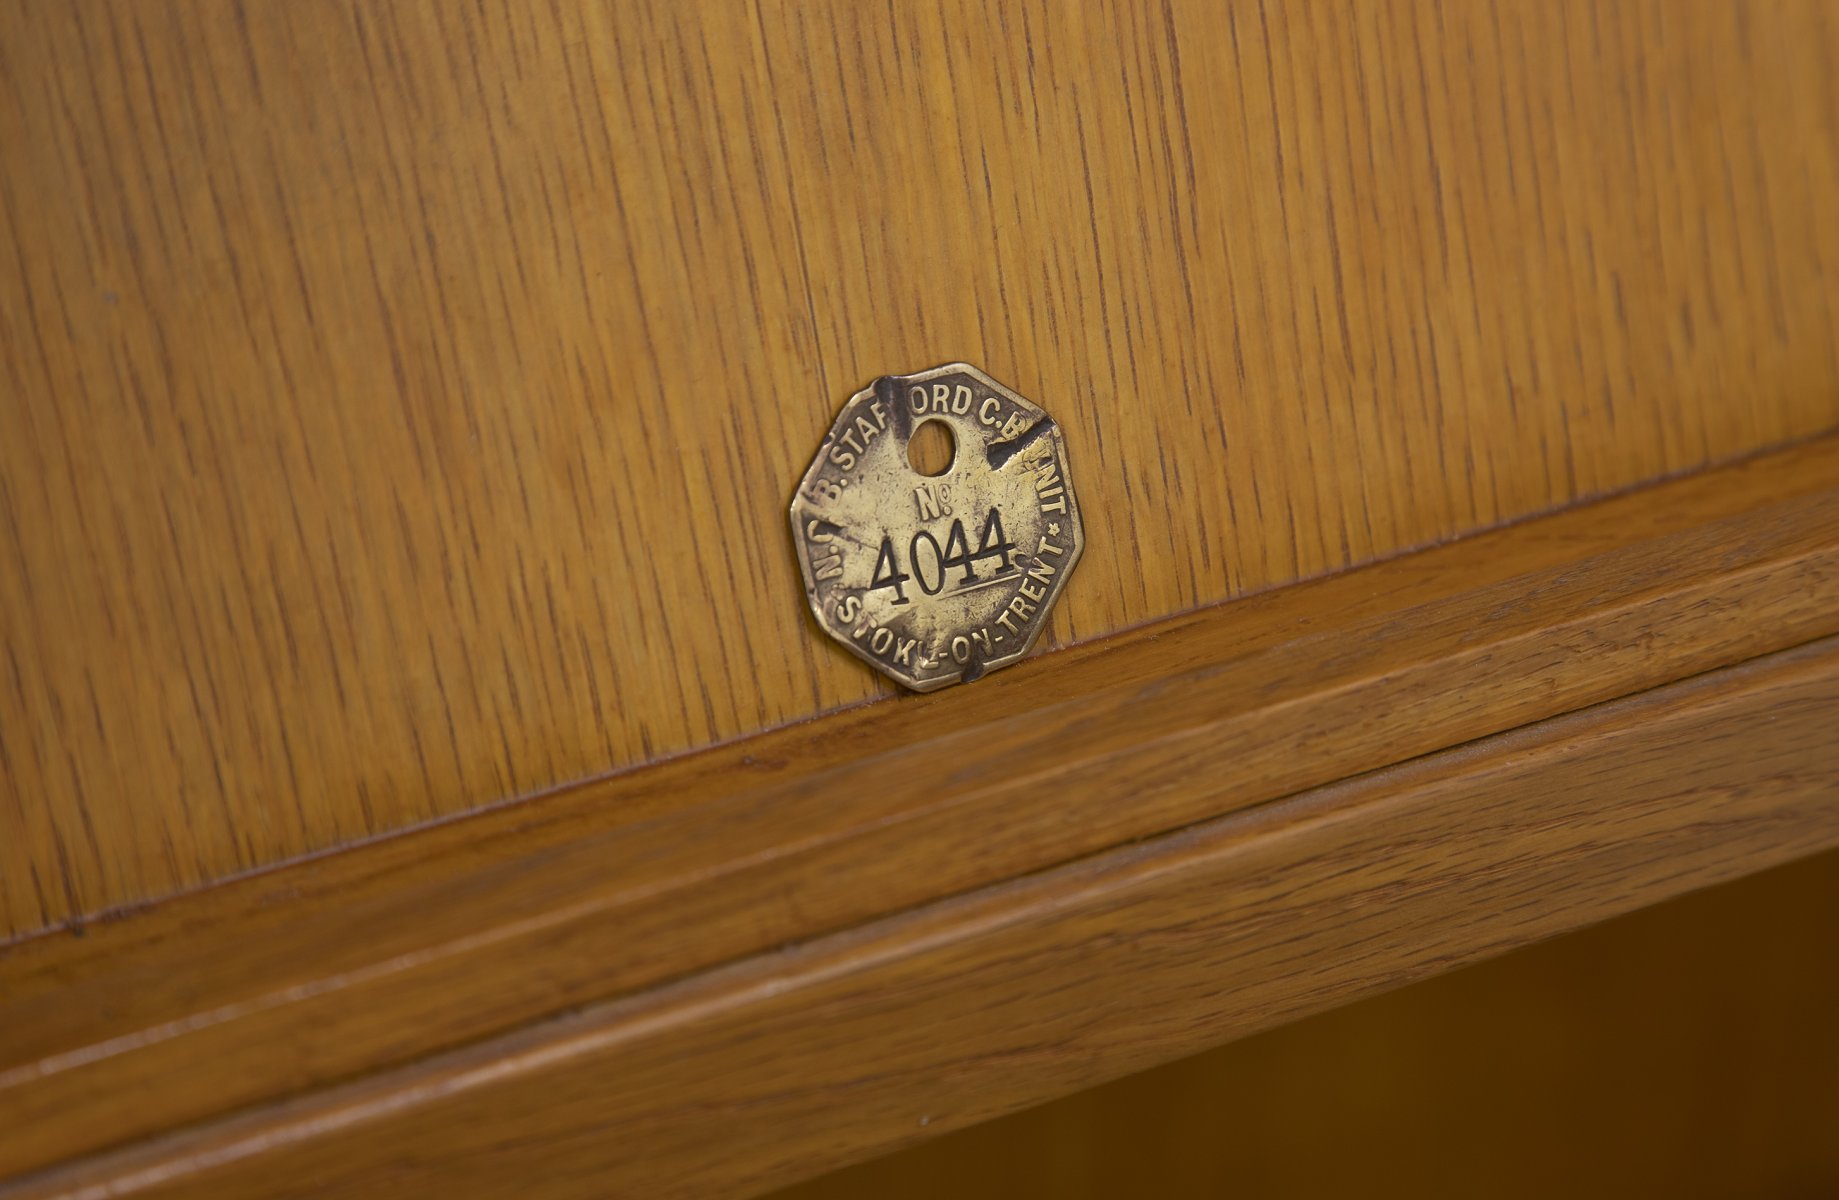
6,2,1839,1195
4,436,1838,1198
772,848,1839,1200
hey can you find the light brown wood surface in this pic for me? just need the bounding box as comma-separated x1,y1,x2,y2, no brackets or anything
5,0,1839,938
777,847,1839,1200
3,439,1838,1193
10,632,1839,1200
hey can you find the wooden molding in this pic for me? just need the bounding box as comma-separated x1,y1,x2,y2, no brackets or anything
12,631,1839,1200
771,847,1839,1200
3,436,1839,1195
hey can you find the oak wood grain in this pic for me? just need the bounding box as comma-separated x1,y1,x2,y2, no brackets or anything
10,633,1839,1200
4,0,1839,937
2,436,1837,1182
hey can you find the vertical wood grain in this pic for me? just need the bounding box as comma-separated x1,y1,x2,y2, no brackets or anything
3,0,1838,937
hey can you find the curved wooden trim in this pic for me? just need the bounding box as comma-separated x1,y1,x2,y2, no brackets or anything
13,638,1839,1200
3,436,1839,1192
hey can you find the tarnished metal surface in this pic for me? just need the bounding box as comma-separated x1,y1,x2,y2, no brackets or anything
791,364,1083,691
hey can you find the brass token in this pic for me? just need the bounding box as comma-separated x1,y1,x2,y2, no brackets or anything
790,363,1084,691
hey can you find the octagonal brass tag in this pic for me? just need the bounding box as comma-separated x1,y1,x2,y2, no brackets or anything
790,363,1083,691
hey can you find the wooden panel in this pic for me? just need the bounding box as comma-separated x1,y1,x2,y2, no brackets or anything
776,847,1839,1200
3,442,1838,1193
4,0,1839,937
8,634,1839,1199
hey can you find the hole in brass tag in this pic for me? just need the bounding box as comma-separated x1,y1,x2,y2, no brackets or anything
907,418,955,477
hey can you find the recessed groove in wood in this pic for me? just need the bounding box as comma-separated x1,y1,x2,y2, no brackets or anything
2,436,1838,1182
5,0,1839,936
11,635,1839,1200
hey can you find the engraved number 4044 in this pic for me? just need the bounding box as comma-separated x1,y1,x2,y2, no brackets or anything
870,508,1016,604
